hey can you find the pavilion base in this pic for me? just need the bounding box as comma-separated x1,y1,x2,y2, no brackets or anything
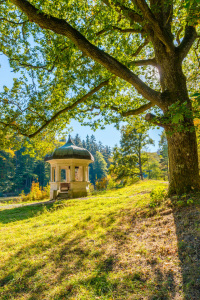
70,190,88,198
69,181,89,199
50,181,89,200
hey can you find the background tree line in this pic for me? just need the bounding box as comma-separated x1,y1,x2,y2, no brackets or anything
0,134,111,195
0,128,169,196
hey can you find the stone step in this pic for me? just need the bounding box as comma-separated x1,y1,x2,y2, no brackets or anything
57,192,69,200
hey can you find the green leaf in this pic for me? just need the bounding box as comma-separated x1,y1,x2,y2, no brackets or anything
172,113,184,124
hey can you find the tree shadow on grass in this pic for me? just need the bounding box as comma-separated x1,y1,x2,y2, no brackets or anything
173,206,200,300
1,201,200,300
0,202,54,224
0,230,86,300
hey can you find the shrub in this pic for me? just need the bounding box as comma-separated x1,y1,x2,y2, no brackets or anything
149,187,166,207
88,183,95,194
95,177,108,190
107,178,119,190
19,182,50,202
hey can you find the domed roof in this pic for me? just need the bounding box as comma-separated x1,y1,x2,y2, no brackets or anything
44,136,94,161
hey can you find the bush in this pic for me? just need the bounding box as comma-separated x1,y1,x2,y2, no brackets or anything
106,176,139,190
19,182,50,202
95,177,108,190
88,183,95,194
107,178,119,190
149,187,166,207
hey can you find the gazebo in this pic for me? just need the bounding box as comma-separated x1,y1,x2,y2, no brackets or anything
44,136,94,199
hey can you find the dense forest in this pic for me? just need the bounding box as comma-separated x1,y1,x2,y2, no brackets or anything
0,134,112,196
0,129,168,196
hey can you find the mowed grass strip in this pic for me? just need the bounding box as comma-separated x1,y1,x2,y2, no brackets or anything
0,180,197,300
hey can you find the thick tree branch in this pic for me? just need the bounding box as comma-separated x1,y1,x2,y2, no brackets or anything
133,0,174,52
129,58,157,67
10,0,162,107
131,39,149,57
102,0,143,24
177,25,198,61
96,26,144,37
121,102,153,116
93,102,153,116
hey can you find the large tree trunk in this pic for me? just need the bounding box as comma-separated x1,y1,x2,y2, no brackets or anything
152,37,200,194
166,125,200,195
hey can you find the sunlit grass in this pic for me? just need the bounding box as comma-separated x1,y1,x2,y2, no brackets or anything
1,179,197,300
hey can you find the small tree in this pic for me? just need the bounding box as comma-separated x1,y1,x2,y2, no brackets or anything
120,118,154,180
109,146,138,183
110,118,154,181
144,152,162,180
91,151,108,184
73,134,83,147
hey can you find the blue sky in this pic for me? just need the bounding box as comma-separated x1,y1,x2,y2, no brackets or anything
0,56,162,151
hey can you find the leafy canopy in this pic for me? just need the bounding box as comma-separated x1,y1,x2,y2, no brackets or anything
0,0,199,150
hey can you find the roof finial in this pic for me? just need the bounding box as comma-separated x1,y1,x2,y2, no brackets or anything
66,134,74,145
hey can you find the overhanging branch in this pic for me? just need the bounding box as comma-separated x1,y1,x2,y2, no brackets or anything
2,79,110,138
177,25,197,61
93,102,154,117
96,26,144,37
116,102,153,116
131,39,149,57
129,58,157,67
102,0,143,24
10,0,162,107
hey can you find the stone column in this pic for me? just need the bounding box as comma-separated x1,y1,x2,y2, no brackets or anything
51,166,55,182
82,166,86,181
50,166,53,182
67,167,70,182
86,166,89,181
56,165,60,182
70,165,75,181
79,166,82,181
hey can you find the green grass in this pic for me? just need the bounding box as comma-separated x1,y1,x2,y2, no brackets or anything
0,198,50,207
0,180,199,300
0,196,21,204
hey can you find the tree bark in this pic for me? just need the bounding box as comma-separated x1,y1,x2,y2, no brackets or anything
152,37,200,195
166,125,200,195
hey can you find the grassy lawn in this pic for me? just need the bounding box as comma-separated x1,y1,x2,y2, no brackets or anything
0,198,50,207
0,196,21,204
0,180,199,300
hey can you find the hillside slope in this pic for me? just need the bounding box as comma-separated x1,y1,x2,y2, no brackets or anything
0,180,199,300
